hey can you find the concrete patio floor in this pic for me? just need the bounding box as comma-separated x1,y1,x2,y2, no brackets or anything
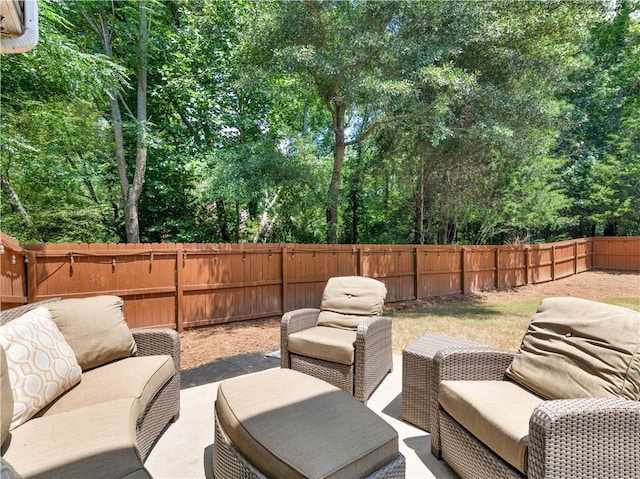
145,353,458,479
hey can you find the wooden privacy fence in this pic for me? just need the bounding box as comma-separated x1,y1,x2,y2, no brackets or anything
1,234,638,331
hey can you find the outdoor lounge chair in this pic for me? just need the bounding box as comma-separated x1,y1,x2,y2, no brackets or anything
433,297,640,479
280,275,392,403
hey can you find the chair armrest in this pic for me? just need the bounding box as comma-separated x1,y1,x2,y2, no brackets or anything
354,316,393,402
433,346,515,383
528,398,640,479
132,328,181,372
280,308,320,368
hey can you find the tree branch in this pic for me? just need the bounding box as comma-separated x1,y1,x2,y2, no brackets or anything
345,114,413,146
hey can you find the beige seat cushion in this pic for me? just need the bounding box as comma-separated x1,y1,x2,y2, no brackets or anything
317,276,386,330
2,399,145,479
216,368,398,479
506,297,640,400
48,296,137,371
287,326,357,365
37,355,174,419
439,380,545,474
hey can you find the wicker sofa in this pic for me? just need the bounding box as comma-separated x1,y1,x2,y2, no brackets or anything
0,296,180,479
433,297,640,479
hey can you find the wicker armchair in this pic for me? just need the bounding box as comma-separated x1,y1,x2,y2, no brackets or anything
433,297,640,479
280,276,392,403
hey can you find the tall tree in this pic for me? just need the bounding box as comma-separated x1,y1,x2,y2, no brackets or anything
79,0,149,243
244,1,411,243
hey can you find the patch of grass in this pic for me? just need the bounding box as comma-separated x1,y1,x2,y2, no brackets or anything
390,297,639,353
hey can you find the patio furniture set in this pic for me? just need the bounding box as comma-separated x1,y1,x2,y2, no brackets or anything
1,276,638,478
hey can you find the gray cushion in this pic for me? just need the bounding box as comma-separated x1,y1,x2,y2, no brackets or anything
48,296,137,371
216,368,398,479
506,297,640,400
287,326,357,365
2,399,144,479
317,276,387,330
439,380,545,473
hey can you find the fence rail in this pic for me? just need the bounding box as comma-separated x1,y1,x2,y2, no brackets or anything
1,233,638,331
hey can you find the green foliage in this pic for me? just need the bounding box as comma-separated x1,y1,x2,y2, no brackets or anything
1,0,636,245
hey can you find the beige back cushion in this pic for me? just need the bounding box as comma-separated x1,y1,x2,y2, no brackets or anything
48,296,137,371
316,276,387,330
506,297,640,401
1,346,13,445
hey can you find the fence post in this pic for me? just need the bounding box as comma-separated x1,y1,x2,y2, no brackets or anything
551,245,556,281
175,245,184,332
495,247,500,290
414,247,419,300
281,246,288,314
358,246,364,276
26,251,37,303
524,247,529,285
574,241,578,274
460,248,466,294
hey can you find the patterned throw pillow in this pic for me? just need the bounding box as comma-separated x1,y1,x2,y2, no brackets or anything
0,307,82,429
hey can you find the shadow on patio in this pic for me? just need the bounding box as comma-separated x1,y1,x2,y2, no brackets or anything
145,354,459,479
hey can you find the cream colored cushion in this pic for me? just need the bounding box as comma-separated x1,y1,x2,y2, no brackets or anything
48,296,137,371
0,307,82,429
216,368,398,479
38,355,174,419
439,380,545,473
287,326,357,365
1,346,13,445
2,398,146,479
506,297,640,400
317,276,387,330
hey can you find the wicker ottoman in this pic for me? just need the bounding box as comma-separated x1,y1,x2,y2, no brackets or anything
213,368,405,479
402,333,483,455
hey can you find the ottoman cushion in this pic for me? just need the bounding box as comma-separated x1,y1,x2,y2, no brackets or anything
215,368,398,479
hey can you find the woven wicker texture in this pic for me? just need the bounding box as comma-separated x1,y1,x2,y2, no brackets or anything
281,305,392,403
131,328,181,459
440,410,522,479
0,298,61,324
213,408,407,479
401,334,482,433
434,344,640,479
528,398,640,479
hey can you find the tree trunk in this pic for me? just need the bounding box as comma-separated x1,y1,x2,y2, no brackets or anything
129,0,148,243
415,156,426,245
327,102,346,244
82,3,147,244
0,171,41,241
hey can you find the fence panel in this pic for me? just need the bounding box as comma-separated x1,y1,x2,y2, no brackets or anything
1,234,638,330
592,237,640,271
464,248,497,292
0,233,26,308
497,247,527,288
283,245,359,312
419,248,462,297
365,246,416,302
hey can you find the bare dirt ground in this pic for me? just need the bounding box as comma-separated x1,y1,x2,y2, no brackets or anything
179,271,639,370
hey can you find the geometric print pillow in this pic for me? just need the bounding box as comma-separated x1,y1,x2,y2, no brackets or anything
0,307,82,429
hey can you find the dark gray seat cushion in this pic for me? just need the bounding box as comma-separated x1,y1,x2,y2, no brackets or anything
216,368,398,479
